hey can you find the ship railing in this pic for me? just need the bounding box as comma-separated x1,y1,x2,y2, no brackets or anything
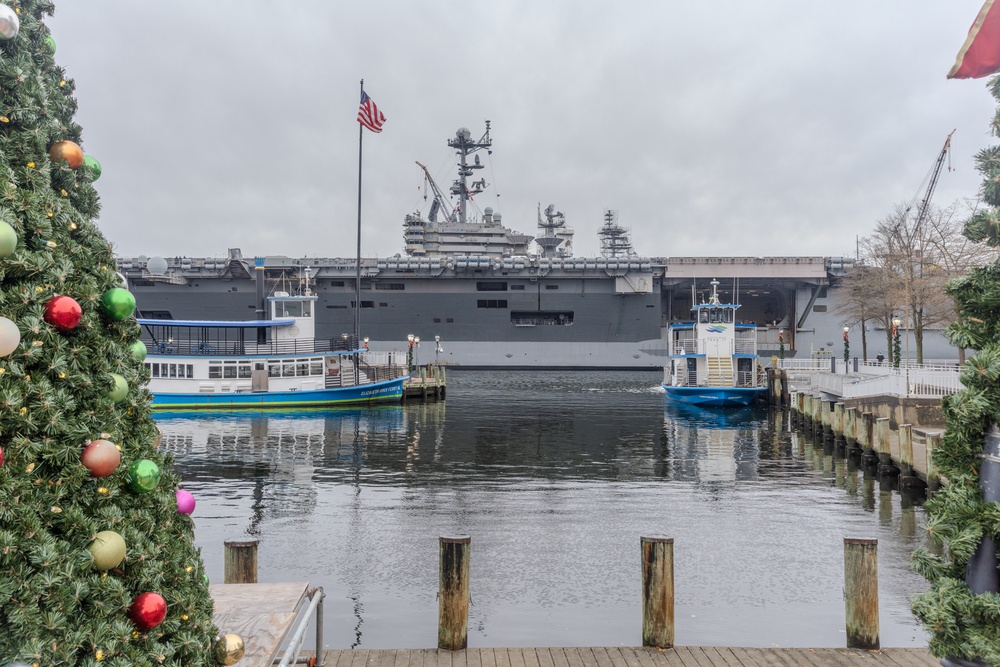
734,338,756,355
144,337,359,357
735,371,757,388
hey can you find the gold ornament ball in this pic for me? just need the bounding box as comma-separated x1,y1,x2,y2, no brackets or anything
213,634,245,665
49,140,84,169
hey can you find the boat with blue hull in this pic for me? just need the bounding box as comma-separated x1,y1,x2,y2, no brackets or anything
661,279,766,408
137,278,408,410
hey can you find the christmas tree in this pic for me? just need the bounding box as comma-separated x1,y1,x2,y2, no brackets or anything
910,76,1000,666
0,3,224,665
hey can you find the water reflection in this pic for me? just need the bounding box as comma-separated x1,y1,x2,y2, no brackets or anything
158,371,931,649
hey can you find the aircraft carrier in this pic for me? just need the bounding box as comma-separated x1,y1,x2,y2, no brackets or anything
117,123,956,369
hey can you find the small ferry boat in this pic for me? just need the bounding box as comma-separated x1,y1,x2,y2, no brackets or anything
661,279,767,408
137,279,408,410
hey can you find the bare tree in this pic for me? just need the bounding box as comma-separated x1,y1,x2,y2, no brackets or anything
850,199,999,364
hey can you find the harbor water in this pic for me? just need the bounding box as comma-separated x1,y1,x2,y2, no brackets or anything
157,370,931,650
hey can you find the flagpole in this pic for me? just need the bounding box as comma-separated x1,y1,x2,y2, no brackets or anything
354,79,364,385
355,79,364,352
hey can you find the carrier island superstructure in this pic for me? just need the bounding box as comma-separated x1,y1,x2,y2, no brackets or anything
117,124,957,369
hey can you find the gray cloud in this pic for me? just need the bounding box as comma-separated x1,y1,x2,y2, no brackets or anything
50,1,997,260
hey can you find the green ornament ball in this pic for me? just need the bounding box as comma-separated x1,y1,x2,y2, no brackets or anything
0,220,17,257
83,154,101,181
130,339,147,362
89,530,126,571
101,287,135,321
108,373,128,402
45,35,55,53
127,459,160,494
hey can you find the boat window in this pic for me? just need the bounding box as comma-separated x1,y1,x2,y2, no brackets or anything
238,364,252,379
255,362,265,371
209,362,222,379
268,361,281,377
149,363,158,377
725,308,734,323
223,366,237,379
296,360,310,376
169,364,177,378
310,360,323,375
699,309,709,323
282,362,295,377
186,365,194,378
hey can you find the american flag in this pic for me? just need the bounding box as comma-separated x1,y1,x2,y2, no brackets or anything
357,91,386,133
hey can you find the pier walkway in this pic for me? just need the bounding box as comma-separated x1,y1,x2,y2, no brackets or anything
315,647,938,667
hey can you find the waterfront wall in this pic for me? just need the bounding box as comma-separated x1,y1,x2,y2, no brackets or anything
788,390,943,488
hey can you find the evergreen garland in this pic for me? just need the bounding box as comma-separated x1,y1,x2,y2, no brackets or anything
910,77,1000,665
0,2,219,665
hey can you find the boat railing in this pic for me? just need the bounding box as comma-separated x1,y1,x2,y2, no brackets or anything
144,337,355,357
734,338,756,355
672,338,697,354
735,370,757,388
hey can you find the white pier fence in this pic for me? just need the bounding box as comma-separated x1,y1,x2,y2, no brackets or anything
778,358,964,399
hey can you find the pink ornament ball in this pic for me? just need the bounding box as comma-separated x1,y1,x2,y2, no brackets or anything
176,489,196,515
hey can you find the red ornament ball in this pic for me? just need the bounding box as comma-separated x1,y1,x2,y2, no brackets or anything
80,439,120,478
0,444,4,467
43,295,82,332
129,592,167,631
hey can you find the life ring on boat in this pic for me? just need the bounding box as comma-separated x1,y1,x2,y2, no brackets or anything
325,355,340,376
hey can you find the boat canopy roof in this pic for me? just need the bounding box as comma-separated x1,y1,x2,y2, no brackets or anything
136,318,296,328
691,302,740,310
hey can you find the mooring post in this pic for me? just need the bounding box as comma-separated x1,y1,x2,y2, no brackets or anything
844,537,879,650
438,535,471,650
641,535,675,648
224,539,259,584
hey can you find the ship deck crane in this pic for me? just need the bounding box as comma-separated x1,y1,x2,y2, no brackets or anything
415,161,456,224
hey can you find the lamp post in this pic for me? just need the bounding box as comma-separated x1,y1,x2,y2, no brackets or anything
407,334,415,371
843,326,850,367
413,336,420,368
363,336,369,352
892,318,901,370
434,335,442,364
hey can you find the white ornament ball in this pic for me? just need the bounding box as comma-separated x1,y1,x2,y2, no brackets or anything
0,6,19,40
0,316,20,356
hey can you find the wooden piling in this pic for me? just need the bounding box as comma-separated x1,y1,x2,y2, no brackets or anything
438,535,471,650
844,538,879,650
926,433,941,494
821,399,833,441
845,407,858,449
224,539,259,584
898,424,914,479
641,535,675,649
875,418,898,475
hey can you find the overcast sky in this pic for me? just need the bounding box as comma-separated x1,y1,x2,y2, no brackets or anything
46,2,1000,261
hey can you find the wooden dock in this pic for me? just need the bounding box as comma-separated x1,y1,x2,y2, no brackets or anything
314,646,938,667
403,364,446,402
